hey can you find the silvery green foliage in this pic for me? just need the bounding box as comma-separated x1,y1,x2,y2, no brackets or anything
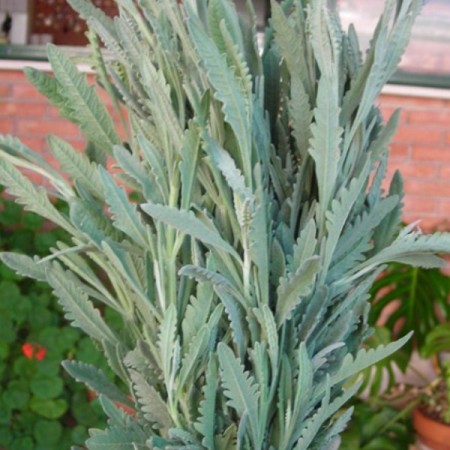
0,0,446,448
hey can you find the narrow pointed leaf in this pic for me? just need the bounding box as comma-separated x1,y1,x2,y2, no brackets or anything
141,203,240,259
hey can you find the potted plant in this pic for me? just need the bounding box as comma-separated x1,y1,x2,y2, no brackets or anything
347,257,450,449
0,0,448,448
359,253,450,397
412,324,450,450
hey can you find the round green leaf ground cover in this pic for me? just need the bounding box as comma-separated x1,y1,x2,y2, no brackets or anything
0,193,116,449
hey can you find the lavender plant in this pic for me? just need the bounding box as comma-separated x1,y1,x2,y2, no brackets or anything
0,0,448,448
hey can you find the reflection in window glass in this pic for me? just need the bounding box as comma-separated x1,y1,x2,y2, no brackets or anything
338,0,450,77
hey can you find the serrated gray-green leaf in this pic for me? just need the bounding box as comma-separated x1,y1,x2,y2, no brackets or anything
70,199,109,247
138,135,170,202
141,203,240,260
289,77,313,159
219,19,252,97
368,109,401,162
309,73,343,216
49,135,104,199
99,395,130,429
352,230,450,277
113,145,157,202
0,252,47,282
168,428,201,446
23,67,66,111
297,286,330,344
181,291,213,352
323,162,371,276
62,360,132,407
179,264,242,302
254,305,279,374
186,6,252,185
372,170,404,253
99,166,149,248
177,325,209,391
207,0,244,57
158,304,178,383
327,332,412,391
217,343,260,446
107,65,147,118
276,256,320,326
85,427,147,450
47,265,117,344
101,241,158,322
0,134,64,182
295,380,361,450
67,0,117,37
102,340,129,383
282,343,314,449
332,196,398,265
322,408,353,449
114,16,144,69
194,357,218,450
215,285,246,358
140,59,184,151
289,219,318,273
53,239,121,310
202,132,251,200
0,157,74,232
308,1,341,79
248,193,270,303
129,370,172,429
47,44,121,151
271,5,313,156
271,1,307,85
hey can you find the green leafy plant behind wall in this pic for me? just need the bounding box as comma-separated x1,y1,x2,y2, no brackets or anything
0,0,449,449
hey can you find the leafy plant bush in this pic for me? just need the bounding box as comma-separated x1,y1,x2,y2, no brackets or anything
370,262,450,350
342,255,450,447
0,192,111,450
353,259,450,397
1,0,450,449
340,399,415,450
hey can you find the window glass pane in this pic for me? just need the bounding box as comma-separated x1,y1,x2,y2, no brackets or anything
338,0,450,77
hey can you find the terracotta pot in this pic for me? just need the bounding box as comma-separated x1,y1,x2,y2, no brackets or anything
413,407,450,450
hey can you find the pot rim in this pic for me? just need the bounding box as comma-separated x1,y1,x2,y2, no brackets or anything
413,406,450,450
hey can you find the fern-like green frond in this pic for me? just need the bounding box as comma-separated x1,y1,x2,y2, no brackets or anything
47,265,118,344
129,370,173,429
276,256,320,326
47,44,121,151
186,5,252,186
217,343,260,447
62,360,132,406
0,157,74,232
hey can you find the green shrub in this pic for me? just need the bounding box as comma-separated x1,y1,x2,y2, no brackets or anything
0,192,111,450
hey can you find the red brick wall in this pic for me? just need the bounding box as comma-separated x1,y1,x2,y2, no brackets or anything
0,70,85,172
381,93,450,231
0,69,449,231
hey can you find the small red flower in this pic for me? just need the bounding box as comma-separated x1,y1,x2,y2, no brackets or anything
21,343,34,359
35,347,47,361
21,342,47,361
